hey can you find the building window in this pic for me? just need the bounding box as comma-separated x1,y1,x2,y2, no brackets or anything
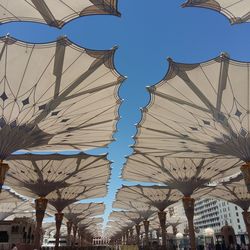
235,206,238,210
236,212,239,217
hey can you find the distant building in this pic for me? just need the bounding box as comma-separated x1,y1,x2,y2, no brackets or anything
0,217,35,250
194,198,248,244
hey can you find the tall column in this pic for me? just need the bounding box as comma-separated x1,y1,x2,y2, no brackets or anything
158,211,166,248
55,212,64,250
242,210,250,239
73,224,77,246
129,228,134,244
34,197,48,249
172,225,178,235
135,224,141,246
0,162,9,192
67,221,72,246
241,162,250,192
143,220,150,248
126,230,129,245
182,196,196,250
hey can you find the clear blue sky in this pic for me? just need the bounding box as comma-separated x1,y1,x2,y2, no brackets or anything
1,0,250,229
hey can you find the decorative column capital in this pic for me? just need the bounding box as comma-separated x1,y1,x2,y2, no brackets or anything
158,211,166,227
182,196,195,218
0,162,9,191
241,162,250,192
35,197,48,223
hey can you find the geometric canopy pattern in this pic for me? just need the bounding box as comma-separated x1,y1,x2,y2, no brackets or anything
123,154,242,196
0,36,124,160
208,177,250,210
6,153,110,198
0,0,120,28
115,185,182,212
183,0,250,24
134,54,250,162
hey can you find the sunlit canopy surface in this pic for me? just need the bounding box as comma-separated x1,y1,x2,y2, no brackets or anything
49,202,105,219
116,185,182,212
0,188,25,203
46,186,107,212
113,200,157,220
0,201,33,220
135,54,250,162
0,36,124,160
208,178,250,210
123,154,242,196
6,153,110,198
183,0,250,24
0,0,120,28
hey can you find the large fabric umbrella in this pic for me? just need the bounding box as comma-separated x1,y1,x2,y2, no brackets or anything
115,185,182,249
5,152,110,249
0,35,124,190
133,54,250,191
183,0,250,24
0,0,120,28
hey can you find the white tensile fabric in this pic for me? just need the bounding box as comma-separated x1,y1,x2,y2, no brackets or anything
63,204,104,225
113,200,157,220
47,186,107,212
0,36,124,160
183,0,250,24
208,178,250,210
0,0,120,28
0,188,25,203
123,154,242,196
115,185,182,212
6,153,110,198
0,201,33,220
134,54,250,162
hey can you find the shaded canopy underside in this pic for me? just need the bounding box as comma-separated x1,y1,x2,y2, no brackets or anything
135,54,250,162
0,36,124,159
6,153,110,198
115,185,183,212
123,154,242,196
183,0,250,24
0,0,120,28
0,188,25,203
207,178,250,210
46,185,107,212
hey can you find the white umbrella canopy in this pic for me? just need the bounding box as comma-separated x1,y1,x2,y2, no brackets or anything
115,185,182,212
47,186,108,213
135,53,250,160
113,200,157,221
0,0,120,28
134,54,250,190
0,201,33,220
123,154,242,196
6,153,110,198
0,35,124,160
182,0,250,24
0,188,25,203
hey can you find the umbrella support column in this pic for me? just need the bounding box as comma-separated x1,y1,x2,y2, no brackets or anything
73,224,77,246
158,211,166,249
0,162,9,192
242,210,250,240
135,224,141,246
67,221,73,246
55,212,64,250
241,162,250,192
143,220,150,249
34,197,48,249
126,230,129,245
129,228,134,244
183,196,196,250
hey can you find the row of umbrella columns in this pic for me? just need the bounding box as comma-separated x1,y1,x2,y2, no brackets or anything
120,54,250,249
0,5,124,243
